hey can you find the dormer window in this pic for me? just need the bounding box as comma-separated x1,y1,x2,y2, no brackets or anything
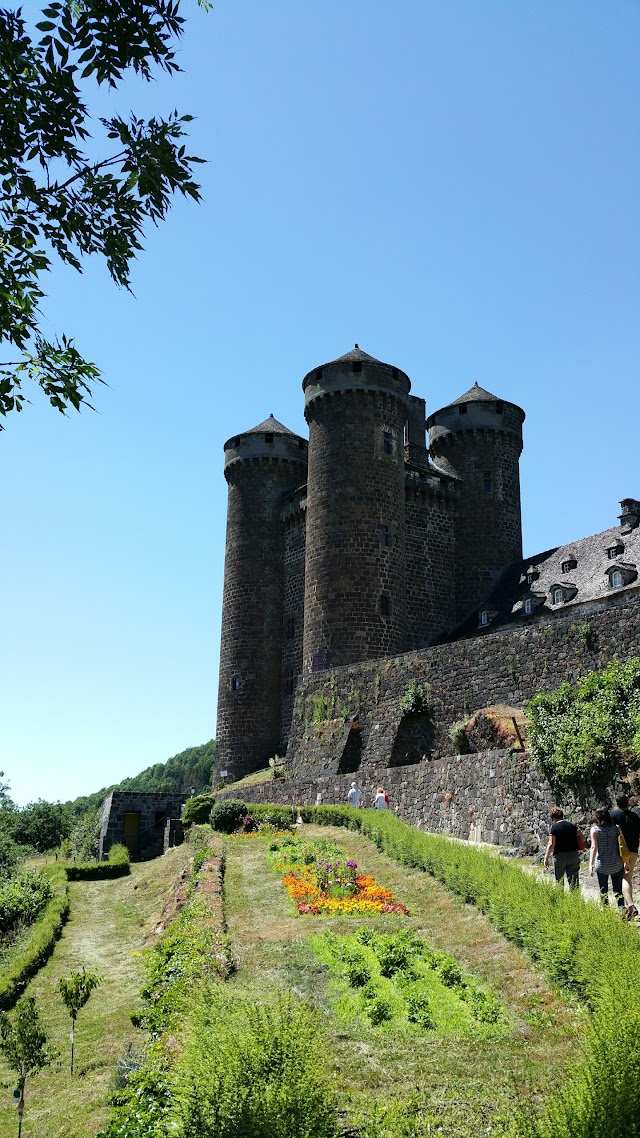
553,588,564,605
608,545,624,559
605,563,637,589
527,570,539,586
352,361,362,373
524,598,533,615
480,610,489,626
264,433,273,443
459,404,467,415
561,559,577,573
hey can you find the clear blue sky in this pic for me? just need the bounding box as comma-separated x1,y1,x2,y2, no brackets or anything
2,1,638,805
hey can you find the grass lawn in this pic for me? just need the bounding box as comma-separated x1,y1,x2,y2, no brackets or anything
0,845,192,1138
224,825,582,1137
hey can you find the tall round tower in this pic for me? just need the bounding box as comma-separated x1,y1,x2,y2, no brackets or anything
302,346,410,672
426,383,525,622
216,415,307,781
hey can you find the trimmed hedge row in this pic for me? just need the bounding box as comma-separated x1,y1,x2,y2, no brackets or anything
301,805,640,1138
0,864,69,1010
66,843,130,880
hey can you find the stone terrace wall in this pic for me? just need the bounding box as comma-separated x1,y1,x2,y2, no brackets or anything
285,592,640,774
219,749,638,853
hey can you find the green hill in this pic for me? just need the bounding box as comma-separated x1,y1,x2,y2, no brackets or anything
67,740,216,814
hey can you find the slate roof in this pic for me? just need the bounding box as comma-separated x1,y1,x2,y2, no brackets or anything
448,382,503,405
245,414,298,437
329,345,381,364
454,516,640,637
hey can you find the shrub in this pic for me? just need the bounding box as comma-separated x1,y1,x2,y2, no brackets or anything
363,991,394,1026
172,989,337,1138
66,846,130,880
210,799,247,834
0,871,52,936
399,681,433,717
405,992,434,1031
527,657,640,787
449,720,469,754
108,843,130,865
183,795,216,827
0,865,69,1009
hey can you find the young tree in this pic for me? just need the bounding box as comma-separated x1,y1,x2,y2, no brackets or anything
0,2,207,427
0,996,53,1138
58,967,101,1073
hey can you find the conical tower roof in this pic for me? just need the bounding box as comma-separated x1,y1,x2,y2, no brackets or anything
448,382,502,406
328,344,381,365
245,413,297,436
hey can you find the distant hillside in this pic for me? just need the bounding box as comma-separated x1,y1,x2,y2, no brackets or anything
68,740,216,814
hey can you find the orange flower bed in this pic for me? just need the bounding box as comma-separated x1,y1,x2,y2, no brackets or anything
282,869,409,916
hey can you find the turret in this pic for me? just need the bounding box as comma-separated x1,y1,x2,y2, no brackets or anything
427,383,524,622
216,415,308,781
302,345,410,672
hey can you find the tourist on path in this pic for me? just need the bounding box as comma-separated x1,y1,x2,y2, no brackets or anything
610,794,640,919
373,787,389,809
543,806,581,889
347,782,363,808
589,808,625,911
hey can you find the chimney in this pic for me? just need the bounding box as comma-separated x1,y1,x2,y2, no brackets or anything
618,498,640,532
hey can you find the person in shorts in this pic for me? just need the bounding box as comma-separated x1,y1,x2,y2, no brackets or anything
543,806,581,889
610,794,640,919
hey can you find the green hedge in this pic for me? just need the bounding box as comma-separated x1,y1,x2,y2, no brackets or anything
66,843,130,880
0,864,69,1009
299,805,640,1138
247,804,296,830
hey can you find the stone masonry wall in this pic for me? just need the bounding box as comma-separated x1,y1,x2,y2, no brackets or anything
404,487,458,649
285,591,640,776
218,750,640,852
99,791,189,860
280,508,307,754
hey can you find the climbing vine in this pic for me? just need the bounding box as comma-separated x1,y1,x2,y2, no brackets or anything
527,657,640,787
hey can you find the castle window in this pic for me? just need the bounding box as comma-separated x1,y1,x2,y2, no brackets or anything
311,652,325,673
483,471,492,493
458,404,467,415
316,367,323,379
561,559,577,573
479,610,489,626
286,615,295,639
298,439,305,449
403,422,409,446
611,570,624,588
553,588,563,605
231,674,241,691
352,361,362,373
608,545,623,559
380,594,392,617
527,571,538,585
381,525,391,548
283,670,296,695
383,430,393,455
264,433,273,444
496,402,504,415
524,598,533,615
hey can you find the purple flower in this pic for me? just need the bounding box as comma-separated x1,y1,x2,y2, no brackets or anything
346,861,357,868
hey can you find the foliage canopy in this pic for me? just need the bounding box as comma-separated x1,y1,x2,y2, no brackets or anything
0,1,205,426
527,657,640,788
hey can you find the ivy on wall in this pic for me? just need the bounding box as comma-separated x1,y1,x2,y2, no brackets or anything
527,657,640,788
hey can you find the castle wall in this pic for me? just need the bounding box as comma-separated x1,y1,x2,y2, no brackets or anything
285,589,640,774
216,751,640,853
404,485,458,648
280,506,307,753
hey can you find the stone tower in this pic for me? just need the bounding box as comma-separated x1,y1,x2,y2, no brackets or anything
302,346,410,672
216,415,308,781
427,384,525,621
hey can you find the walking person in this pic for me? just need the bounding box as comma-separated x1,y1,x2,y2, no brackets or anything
347,781,363,808
610,794,640,919
588,808,625,911
543,807,582,890
372,787,389,809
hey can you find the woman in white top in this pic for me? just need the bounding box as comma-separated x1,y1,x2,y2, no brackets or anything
373,787,388,809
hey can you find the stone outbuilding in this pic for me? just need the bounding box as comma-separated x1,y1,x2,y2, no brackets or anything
98,791,189,860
